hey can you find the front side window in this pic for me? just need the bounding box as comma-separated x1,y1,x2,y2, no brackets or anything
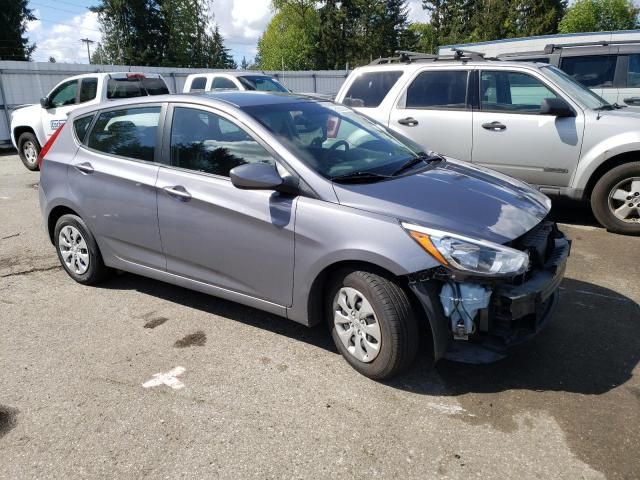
242,101,425,180
87,106,161,162
74,115,94,143
49,80,78,108
79,77,98,103
237,76,288,92
343,71,403,108
481,71,558,113
627,54,640,87
561,55,616,88
190,77,207,91
405,70,468,109
211,77,238,90
170,107,274,177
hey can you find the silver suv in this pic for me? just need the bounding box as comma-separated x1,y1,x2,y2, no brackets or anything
38,92,570,379
336,52,640,234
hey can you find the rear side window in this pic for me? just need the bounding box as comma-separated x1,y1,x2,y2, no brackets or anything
87,106,161,162
79,78,98,103
106,77,169,99
73,115,94,143
190,77,207,91
405,70,468,109
211,77,238,89
343,71,403,107
627,54,640,87
560,55,616,88
170,107,274,177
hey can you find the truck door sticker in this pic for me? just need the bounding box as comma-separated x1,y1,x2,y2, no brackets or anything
50,119,66,130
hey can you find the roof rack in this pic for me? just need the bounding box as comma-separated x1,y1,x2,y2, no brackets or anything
369,48,491,65
542,39,640,54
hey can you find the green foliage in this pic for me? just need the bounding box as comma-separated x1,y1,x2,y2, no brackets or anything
405,23,437,54
0,0,36,61
91,0,234,68
559,0,638,33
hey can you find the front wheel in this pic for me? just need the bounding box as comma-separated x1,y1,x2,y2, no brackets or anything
327,270,419,380
591,162,640,235
17,132,41,171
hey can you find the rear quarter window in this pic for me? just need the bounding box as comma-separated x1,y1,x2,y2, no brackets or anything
73,115,94,143
560,55,616,88
343,71,403,107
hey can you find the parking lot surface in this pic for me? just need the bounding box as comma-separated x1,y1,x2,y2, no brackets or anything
1,152,638,479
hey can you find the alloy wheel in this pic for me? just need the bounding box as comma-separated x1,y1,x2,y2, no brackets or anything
23,141,38,166
608,177,640,223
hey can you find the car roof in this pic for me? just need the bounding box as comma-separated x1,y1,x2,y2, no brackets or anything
64,72,163,80
69,91,323,118
352,59,545,73
185,71,273,79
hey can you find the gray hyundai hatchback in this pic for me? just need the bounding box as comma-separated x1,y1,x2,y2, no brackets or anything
39,92,570,379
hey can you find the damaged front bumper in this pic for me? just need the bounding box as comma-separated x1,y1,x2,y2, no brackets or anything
408,222,571,363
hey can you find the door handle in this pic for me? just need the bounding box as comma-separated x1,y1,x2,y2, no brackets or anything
624,97,640,106
482,121,507,131
398,117,419,126
163,185,192,201
73,162,94,174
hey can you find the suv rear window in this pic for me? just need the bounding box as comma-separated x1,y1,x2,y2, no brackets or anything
405,70,468,109
106,77,169,99
560,55,616,88
343,71,403,107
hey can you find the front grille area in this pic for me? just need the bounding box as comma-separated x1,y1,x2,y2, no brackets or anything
511,220,557,271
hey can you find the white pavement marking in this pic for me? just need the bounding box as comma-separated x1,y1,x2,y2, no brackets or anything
142,366,186,390
558,223,600,231
560,287,633,302
425,402,473,416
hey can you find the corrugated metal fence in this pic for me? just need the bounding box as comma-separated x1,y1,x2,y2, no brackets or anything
0,61,349,144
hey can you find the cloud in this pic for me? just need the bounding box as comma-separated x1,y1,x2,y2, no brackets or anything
28,10,101,63
212,0,272,59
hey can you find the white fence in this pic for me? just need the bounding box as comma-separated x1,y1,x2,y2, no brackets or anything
0,61,350,144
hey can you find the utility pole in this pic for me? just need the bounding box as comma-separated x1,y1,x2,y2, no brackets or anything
81,38,95,64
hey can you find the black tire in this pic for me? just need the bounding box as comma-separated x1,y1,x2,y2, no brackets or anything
54,214,110,285
327,269,419,380
17,132,41,171
591,162,640,235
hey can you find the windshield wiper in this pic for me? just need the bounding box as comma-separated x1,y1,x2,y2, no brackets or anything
331,171,392,183
391,153,442,176
594,103,615,111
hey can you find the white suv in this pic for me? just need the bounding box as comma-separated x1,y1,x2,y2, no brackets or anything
10,72,169,171
182,72,289,93
335,53,640,234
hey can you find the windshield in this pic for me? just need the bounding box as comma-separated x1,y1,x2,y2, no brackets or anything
242,101,429,180
237,76,289,92
541,65,609,110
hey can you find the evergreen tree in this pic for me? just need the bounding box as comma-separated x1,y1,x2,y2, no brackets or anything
0,0,36,61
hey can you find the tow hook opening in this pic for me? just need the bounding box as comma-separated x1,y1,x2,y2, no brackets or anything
439,283,492,341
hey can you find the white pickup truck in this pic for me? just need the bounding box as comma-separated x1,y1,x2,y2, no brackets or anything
10,72,170,170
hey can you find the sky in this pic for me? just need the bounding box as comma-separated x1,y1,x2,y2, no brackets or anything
25,0,428,65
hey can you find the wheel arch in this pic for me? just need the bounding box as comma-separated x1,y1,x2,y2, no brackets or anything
47,205,81,244
13,126,39,148
584,151,640,199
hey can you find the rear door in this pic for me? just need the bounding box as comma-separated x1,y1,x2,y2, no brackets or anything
471,68,583,187
616,48,640,110
388,67,473,161
156,104,295,306
68,104,166,269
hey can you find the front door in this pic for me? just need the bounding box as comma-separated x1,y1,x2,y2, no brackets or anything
156,105,296,306
41,79,79,140
472,69,583,187
388,68,473,161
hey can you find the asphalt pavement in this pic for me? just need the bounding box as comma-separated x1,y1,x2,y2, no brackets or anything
1,152,638,479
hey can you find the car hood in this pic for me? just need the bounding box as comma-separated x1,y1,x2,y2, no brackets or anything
332,159,551,244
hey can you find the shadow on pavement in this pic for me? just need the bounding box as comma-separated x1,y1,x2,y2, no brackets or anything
548,196,600,228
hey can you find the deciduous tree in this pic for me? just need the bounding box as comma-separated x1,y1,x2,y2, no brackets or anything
559,0,638,33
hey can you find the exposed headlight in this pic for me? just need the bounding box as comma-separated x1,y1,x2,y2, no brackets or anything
402,222,528,277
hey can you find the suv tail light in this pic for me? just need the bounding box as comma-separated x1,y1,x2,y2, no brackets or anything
38,123,65,169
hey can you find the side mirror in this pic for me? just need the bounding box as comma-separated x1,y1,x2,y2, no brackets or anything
230,163,283,190
40,97,50,109
540,98,574,117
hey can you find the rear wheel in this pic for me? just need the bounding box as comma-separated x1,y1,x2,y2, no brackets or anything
591,162,640,235
17,132,41,171
54,214,110,285
327,269,419,380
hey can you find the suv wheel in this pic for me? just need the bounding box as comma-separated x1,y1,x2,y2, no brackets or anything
327,270,419,380
591,162,640,235
54,214,110,284
17,132,41,171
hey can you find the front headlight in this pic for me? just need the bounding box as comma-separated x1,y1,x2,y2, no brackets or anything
402,222,528,277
